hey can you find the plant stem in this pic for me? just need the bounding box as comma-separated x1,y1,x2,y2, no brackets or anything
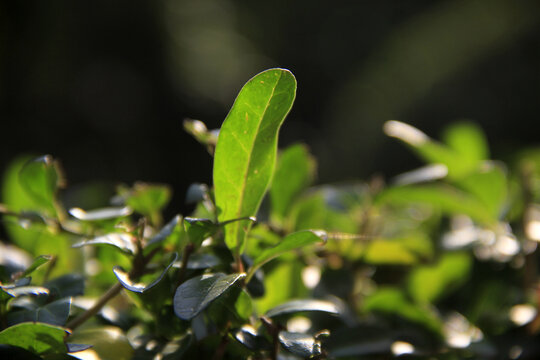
176,243,195,288
66,282,123,330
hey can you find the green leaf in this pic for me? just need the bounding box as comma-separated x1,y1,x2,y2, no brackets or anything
278,331,322,358
270,144,316,223
213,68,297,255
173,273,245,321
118,182,171,225
67,326,133,360
442,121,489,164
408,252,472,304
363,287,442,333
247,230,327,283
18,155,62,214
0,322,68,356
183,217,218,246
384,121,483,179
183,119,219,154
7,297,72,326
45,274,85,298
265,299,342,318
456,162,507,220
113,252,178,293
173,253,220,270
376,184,495,225
72,233,136,255
145,215,184,255
233,325,271,351
22,255,52,277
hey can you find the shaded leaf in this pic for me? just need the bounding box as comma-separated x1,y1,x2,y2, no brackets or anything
66,343,92,353
278,331,322,358
184,217,218,246
0,322,68,356
173,273,245,320
145,215,183,255
266,299,342,318
113,252,178,293
172,253,220,270
214,68,297,254
45,274,85,298
72,233,136,255
8,297,72,326
233,325,271,351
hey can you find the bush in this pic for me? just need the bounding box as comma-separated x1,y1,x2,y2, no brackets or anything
1,68,540,359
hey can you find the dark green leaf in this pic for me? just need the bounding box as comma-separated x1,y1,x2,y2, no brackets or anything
173,273,245,320
278,331,322,358
0,322,68,356
145,215,183,255
265,299,342,318
247,230,326,282
270,144,316,223
213,68,297,254
172,253,220,270
72,233,136,255
184,217,218,246
45,274,85,298
7,297,72,326
113,252,178,293
233,325,271,351
66,343,92,353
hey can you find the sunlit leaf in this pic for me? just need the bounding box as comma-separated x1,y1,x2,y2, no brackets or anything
0,322,68,356
2,285,50,297
173,273,245,320
18,155,62,214
72,233,136,255
7,297,72,326
22,255,52,277
69,206,132,221
247,230,327,282
113,252,178,293
408,252,472,304
67,326,133,360
442,121,489,165
265,299,342,318
278,331,322,358
214,68,297,255
364,287,442,333
270,144,316,223
376,184,495,225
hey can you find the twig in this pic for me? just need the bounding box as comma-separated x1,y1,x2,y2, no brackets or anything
66,282,123,330
176,243,195,288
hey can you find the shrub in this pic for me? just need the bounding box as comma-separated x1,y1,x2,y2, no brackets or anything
1,68,539,359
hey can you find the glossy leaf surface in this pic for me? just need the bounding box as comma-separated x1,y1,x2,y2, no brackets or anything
0,322,68,356
265,299,341,318
278,331,322,358
72,233,136,255
173,273,245,320
214,68,296,254
7,297,72,326
114,252,177,293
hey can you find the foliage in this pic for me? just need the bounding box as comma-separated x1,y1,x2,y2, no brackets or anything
1,68,540,359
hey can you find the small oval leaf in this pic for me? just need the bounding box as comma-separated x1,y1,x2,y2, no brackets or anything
278,331,322,358
265,299,342,318
113,252,178,293
72,233,136,255
173,273,245,321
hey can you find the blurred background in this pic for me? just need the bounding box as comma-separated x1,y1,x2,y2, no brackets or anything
1,0,539,213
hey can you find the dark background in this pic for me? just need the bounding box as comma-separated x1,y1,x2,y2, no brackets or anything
1,0,539,214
